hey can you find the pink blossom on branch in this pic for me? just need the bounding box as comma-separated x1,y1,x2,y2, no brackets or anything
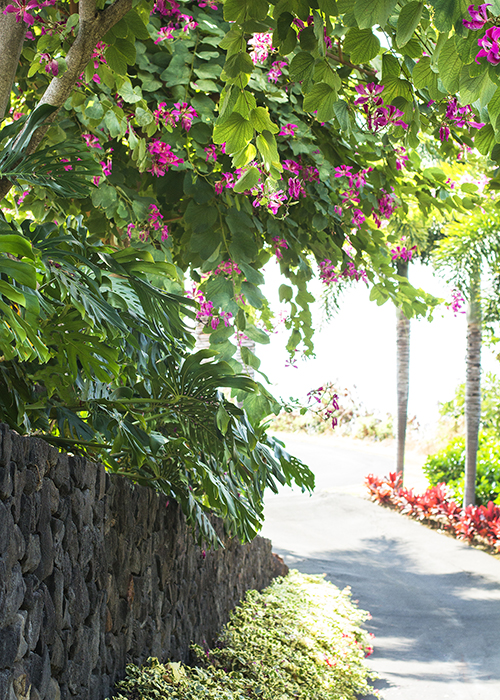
476,25,500,64
82,133,102,149
248,31,273,64
267,60,287,83
279,123,298,137
147,140,184,177
463,3,491,30
3,0,40,26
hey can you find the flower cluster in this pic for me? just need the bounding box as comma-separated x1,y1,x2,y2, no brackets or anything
293,15,332,49
127,204,169,243
154,101,198,131
390,244,417,262
152,0,198,35
366,473,500,553
272,237,288,259
306,385,340,429
449,288,466,316
439,97,485,141
394,146,408,170
354,83,407,132
147,140,184,177
319,259,368,286
214,172,235,194
462,3,500,64
92,156,113,186
267,59,287,83
192,288,232,330
213,260,242,276
252,184,288,215
372,188,398,228
39,52,58,76
334,165,373,228
248,31,273,64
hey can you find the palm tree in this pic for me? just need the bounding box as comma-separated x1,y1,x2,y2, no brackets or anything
433,209,500,506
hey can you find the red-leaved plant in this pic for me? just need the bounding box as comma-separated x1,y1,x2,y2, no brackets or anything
366,473,500,552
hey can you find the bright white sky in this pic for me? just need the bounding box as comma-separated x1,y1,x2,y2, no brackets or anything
257,261,499,430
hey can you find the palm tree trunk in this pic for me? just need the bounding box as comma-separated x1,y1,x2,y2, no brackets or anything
396,260,410,483
464,267,481,507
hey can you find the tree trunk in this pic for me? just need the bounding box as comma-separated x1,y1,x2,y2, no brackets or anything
464,267,482,507
396,260,410,483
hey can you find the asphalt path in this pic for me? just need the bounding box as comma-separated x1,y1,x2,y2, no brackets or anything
262,434,500,700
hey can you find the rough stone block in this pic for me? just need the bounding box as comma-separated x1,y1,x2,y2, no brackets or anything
51,456,70,495
0,464,13,500
45,678,61,700
21,535,41,575
0,563,26,627
0,613,28,668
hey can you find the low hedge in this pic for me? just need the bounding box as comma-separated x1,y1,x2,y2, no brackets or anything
423,432,500,506
111,570,378,700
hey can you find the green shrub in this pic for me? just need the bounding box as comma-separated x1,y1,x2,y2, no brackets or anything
111,571,378,700
423,432,500,506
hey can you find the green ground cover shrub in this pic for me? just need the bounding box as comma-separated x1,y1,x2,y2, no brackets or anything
112,571,378,700
423,432,500,506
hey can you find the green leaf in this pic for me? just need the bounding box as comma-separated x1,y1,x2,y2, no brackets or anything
104,110,123,138
459,66,495,106
396,1,423,47
382,53,400,80
84,97,104,120
279,284,293,302
213,113,253,153
289,51,315,83
303,82,337,121
343,28,380,63
474,123,495,155
438,37,463,94
184,201,218,233
224,51,254,78
382,75,413,102
117,80,143,103
0,280,26,306
488,87,500,124
244,323,270,343
430,0,468,33
223,0,269,22
354,0,397,28
125,9,150,40
333,99,351,131
233,166,261,193
0,259,37,287
256,131,281,172
105,46,127,75
0,234,33,259
114,38,137,65
250,107,279,134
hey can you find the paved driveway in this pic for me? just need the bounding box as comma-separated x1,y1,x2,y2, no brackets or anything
262,434,500,699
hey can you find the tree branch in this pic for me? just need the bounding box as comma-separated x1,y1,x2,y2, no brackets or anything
0,0,133,201
0,6,28,121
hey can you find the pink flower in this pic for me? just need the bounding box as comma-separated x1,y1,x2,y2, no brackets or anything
154,102,176,127
390,245,417,262
476,25,500,64
100,158,112,176
283,159,301,175
82,133,102,149
40,53,58,76
155,26,175,42
60,158,72,172
198,0,217,8
153,0,181,19
204,145,217,162
3,0,39,26
92,73,101,84
248,32,273,64
279,123,298,137
463,3,491,30
214,260,241,276
371,105,407,130
147,140,184,177
272,236,288,259
395,146,408,170
333,205,342,216
439,124,451,141
318,259,340,285
17,189,30,205
351,209,365,228
267,60,287,83
353,82,384,106
172,102,198,130
180,14,198,31
288,177,305,200
267,189,287,214
334,165,353,178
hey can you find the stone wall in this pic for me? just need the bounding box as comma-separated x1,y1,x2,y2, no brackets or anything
0,424,287,700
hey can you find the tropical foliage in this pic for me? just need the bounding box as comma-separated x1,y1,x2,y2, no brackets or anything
4,0,500,534
111,570,377,700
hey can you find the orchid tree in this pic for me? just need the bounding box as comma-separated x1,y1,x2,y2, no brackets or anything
3,0,500,535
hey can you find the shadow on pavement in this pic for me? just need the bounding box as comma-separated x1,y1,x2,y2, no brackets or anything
275,537,500,689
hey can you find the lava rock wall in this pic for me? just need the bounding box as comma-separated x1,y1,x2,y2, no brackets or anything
0,424,287,700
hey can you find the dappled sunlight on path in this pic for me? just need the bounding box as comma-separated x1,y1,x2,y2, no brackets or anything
263,436,500,699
